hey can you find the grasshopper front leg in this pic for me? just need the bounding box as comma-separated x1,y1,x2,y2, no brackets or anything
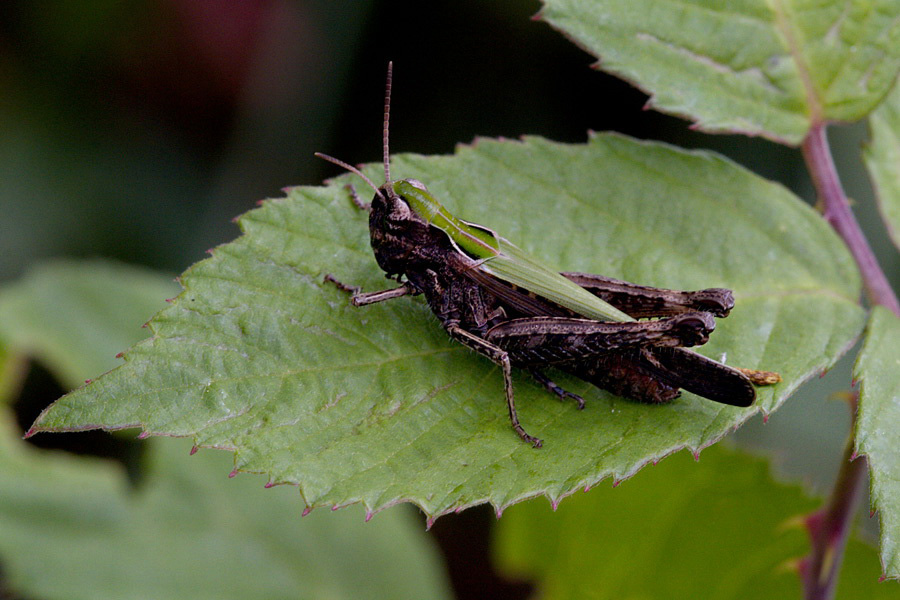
324,274,414,306
445,323,543,448
344,183,371,212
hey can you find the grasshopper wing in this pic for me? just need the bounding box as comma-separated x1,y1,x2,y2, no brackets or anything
575,347,756,407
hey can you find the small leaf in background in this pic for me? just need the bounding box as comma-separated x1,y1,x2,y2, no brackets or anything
0,412,451,600
30,135,865,519
539,0,900,144
494,446,893,599
854,306,900,580
0,260,179,389
864,77,900,251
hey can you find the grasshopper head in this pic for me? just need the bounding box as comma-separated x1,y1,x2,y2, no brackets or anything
367,178,451,278
370,178,501,275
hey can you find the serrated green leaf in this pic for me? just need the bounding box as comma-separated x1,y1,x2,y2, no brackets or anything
0,260,178,389
854,305,900,580
494,445,894,599
0,412,451,600
865,77,900,250
31,135,864,518
539,0,900,145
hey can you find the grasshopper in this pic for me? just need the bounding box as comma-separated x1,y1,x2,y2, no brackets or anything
317,64,780,448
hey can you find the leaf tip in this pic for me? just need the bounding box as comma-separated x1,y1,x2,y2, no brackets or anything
189,445,199,455
365,510,374,523
425,516,435,530
301,506,313,517
22,427,38,439
115,351,124,359
228,468,239,478
137,431,151,440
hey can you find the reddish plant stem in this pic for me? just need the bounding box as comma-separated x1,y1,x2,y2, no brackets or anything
798,124,898,598
800,395,867,600
802,124,900,316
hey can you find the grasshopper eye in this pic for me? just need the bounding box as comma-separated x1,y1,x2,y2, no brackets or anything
389,196,411,220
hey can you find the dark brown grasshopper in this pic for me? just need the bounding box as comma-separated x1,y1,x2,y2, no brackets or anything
318,64,780,447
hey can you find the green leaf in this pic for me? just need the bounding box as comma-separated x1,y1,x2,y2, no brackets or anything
0,260,178,389
494,445,894,599
0,412,451,600
539,0,900,145
864,77,900,250
30,135,865,518
854,305,900,580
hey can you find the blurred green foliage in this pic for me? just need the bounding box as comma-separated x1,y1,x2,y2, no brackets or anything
1,1,897,598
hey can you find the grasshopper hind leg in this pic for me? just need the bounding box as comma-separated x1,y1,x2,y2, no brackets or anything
529,369,586,409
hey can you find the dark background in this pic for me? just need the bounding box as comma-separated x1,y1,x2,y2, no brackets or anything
1,2,896,598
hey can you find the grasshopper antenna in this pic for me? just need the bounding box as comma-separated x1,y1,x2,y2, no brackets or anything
314,62,397,203
383,61,393,186
314,152,385,202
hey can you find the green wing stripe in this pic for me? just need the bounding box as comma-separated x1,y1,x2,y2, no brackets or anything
482,239,633,323
393,179,630,322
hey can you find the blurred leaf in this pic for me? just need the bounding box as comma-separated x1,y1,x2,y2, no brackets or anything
0,345,27,406
0,410,451,600
539,0,900,145
494,445,893,599
31,135,864,518
854,305,900,580
0,260,178,389
864,77,900,250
